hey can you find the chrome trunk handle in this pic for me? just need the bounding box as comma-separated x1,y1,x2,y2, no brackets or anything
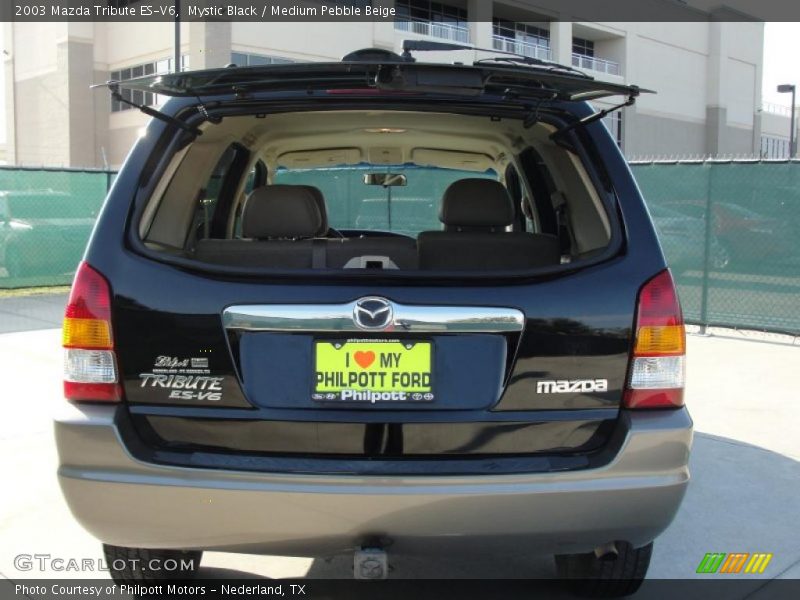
223,299,524,334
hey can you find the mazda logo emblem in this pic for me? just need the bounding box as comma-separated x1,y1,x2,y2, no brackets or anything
353,297,394,330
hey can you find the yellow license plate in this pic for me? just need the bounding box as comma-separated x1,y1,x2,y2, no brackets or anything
313,340,434,403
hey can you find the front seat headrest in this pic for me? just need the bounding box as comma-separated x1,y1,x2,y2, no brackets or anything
242,185,323,239
440,179,514,232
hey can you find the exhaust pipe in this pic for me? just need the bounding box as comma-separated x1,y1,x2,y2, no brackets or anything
594,541,620,561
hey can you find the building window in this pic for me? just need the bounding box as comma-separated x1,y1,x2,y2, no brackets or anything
571,37,620,75
492,20,549,48
602,111,623,148
395,0,470,43
492,19,550,60
110,55,189,113
572,37,595,57
230,52,294,67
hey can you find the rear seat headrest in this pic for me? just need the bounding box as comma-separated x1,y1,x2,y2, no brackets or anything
440,179,514,230
297,185,329,236
242,185,323,239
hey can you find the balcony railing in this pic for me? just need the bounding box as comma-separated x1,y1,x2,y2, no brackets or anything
394,19,470,44
761,102,796,117
572,53,621,76
492,35,552,61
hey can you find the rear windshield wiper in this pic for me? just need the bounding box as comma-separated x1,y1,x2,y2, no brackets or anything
92,81,204,137
401,39,588,78
474,56,591,79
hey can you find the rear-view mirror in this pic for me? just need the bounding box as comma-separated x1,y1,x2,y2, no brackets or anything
363,173,407,187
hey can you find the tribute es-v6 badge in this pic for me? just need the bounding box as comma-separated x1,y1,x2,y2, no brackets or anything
138,355,223,402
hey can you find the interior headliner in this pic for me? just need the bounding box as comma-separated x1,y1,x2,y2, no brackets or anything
196,110,560,175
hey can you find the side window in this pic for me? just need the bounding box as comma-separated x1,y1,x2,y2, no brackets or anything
191,146,238,243
234,160,267,238
505,165,530,232
518,147,558,237
243,160,267,194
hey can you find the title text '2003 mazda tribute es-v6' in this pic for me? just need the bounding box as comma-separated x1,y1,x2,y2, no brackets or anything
55,45,692,596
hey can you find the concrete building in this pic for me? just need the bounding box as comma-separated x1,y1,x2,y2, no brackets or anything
2,2,775,168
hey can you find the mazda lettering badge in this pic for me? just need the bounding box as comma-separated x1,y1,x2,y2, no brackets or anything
353,297,394,330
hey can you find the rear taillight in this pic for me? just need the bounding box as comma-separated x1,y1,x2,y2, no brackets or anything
63,262,121,402
624,269,685,409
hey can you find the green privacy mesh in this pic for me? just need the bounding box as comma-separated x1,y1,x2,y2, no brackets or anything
0,168,112,289
1,162,798,334
631,160,800,334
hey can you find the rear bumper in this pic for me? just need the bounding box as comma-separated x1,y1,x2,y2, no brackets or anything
55,405,692,556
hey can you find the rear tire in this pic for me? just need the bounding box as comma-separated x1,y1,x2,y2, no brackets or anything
555,541,653,598
102,544,202,584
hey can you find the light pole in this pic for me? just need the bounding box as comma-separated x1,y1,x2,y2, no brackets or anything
777,84,796,158
174,0,181,73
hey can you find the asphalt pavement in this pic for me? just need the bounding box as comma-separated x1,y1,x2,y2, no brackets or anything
0,293,67,334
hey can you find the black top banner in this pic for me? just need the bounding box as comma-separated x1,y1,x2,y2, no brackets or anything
3,0,800,23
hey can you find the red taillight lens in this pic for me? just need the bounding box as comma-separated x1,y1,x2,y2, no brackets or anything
63,262,112,349
62,262,121,403
624,270,686,409
63,381,121,402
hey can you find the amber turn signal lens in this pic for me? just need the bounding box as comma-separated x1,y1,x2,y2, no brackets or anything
634,324,686,356
62,317,112,350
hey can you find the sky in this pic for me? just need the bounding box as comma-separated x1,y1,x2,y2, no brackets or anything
761,22,800,106
0,22,798,145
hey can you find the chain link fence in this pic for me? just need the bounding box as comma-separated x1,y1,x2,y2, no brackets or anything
631,159,800,335
0,167,114,288
1,162,798,335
